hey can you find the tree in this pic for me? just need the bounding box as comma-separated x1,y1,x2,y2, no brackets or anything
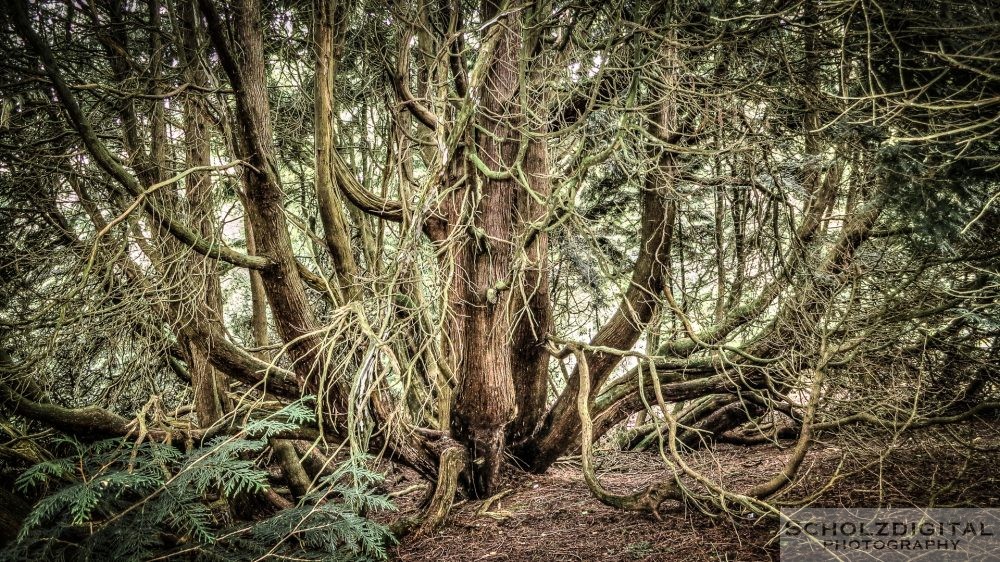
1,0,998,537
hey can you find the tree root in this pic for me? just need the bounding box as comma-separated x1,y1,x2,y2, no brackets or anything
389,443,468,538
417,445,467,534
271,438,311,498
570,348,680,518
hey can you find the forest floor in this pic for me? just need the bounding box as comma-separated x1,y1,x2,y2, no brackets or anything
383,421,1000,561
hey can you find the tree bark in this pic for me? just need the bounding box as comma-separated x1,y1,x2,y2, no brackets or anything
508,135,554,446
523,134,677,472
314,0,360,300
179,0,230,427
448,0,523,497
199,0,348,417
518,33,683,471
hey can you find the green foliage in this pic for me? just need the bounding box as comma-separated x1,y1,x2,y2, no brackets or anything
878,143,997,253
245,462,396,561
0,400,395,561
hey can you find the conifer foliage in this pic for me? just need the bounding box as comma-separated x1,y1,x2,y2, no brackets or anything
2,400,394,561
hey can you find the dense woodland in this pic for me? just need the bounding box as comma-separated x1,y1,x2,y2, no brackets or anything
0,0,999,559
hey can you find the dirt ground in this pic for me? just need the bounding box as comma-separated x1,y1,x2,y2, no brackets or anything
384,422,1000,561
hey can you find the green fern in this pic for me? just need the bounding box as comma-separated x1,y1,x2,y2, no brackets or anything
245,459,397,561
1,397,395,562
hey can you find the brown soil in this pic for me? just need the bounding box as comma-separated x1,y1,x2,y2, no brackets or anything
385,422,1000,562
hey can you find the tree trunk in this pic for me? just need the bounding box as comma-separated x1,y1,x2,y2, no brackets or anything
508,137,554,447
522,105,678,471
314,0,360,301
199,0,349,417
448,0,523,497
180,0,230,427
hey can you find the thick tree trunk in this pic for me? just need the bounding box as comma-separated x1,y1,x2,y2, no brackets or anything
508,137,554,447
448,0,523,497
504,5,556,446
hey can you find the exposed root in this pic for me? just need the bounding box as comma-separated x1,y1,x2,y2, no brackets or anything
417,445,467,534
388,483,429,499
476,488,515,520
748,361,825,499
271,438,311,498
390,443,468,538
570,347,680,517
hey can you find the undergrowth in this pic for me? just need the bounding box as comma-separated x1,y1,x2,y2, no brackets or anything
0,399,395,561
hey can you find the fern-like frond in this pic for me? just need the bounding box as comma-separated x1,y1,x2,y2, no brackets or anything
15,457,75,493
2,402,393,562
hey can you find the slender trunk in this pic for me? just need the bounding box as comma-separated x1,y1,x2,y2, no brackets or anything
314,0,359,300
200,0,345,414
180,0,229,426
521,42,680,470
523,185,676,471
245,220,270,352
